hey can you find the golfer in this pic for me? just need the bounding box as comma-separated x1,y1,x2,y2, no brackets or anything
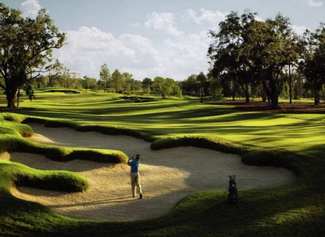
128,154,143,199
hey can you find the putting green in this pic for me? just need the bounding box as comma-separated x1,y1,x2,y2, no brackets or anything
10,123,294,222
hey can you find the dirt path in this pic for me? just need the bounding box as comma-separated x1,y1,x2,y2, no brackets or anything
8,123,295,222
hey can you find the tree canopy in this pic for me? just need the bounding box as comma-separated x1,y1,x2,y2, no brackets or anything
209,11,301,107
299,25,325,105
0,3,65,109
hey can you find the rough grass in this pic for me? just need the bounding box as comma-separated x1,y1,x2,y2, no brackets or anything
1,93,325,236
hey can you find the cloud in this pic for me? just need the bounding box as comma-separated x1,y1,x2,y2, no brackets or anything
308,0,324,7
160,31,210,79
54,24,210,80
186,8,226,26
55,26,165,79
20,0,41,18
144,12,183,36
54,9,228,80
118,34,159,66
55,26,137,78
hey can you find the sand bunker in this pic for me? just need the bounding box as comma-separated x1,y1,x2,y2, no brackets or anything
9,123,295,222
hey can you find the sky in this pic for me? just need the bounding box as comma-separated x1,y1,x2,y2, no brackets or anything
1,0,325,80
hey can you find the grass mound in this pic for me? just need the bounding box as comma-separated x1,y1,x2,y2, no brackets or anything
241,150,305,176
0,136,127,164
0,160,88,193
0,114,33,137
151,136,245,154
23,117,154,141
152,136,304,177
0,113,126,206
0,113,128,164
120,95,157,103
3,113,21,122
45,89,81,94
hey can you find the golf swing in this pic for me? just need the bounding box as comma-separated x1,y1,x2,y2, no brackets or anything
128,154,143,199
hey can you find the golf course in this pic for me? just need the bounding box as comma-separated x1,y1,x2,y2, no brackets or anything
2,1,325,236
0,91,324,236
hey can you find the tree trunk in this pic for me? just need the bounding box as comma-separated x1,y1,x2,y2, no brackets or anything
261,94,267,103
6,88,18,110
314,88,320,105
16,89,20,108
269,77,279,108
288,64,293,104
262,81,270,104
231,79,236,101
244,82,250,104
270,94,279,108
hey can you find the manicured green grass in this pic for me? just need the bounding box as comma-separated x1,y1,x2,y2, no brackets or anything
0,110,127,236
1,159,88,192
11,92,325,157
0,113,128,163
1,92,325,236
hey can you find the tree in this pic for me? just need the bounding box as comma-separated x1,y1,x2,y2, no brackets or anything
300,26,325,105
0,4,65,109
152,77,165,97
152,77,181,98
209,11,301,107
122,72,133,93
32,75,49,89
111,70,125,93
197,72,208,103
181,75,199,96
244,15,299,107
82,76,97,90
127,78,142,93
208,11,257,104
47,60,73,88
142,78,152,94
99,64,111,91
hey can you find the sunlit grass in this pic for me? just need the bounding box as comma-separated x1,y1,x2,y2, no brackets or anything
9,92,325,157
1,92,325,236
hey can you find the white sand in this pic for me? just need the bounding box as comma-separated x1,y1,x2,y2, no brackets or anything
8,123,295,222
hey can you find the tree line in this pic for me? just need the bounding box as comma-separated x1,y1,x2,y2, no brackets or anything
208,11,325,107
97,64,182,97
32,58,323,106
30,62,182,98
1,2,325,109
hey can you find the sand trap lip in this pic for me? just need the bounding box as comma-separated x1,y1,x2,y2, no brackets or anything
9,123,295,222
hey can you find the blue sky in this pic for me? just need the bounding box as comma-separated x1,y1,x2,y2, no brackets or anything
2,0,325,80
